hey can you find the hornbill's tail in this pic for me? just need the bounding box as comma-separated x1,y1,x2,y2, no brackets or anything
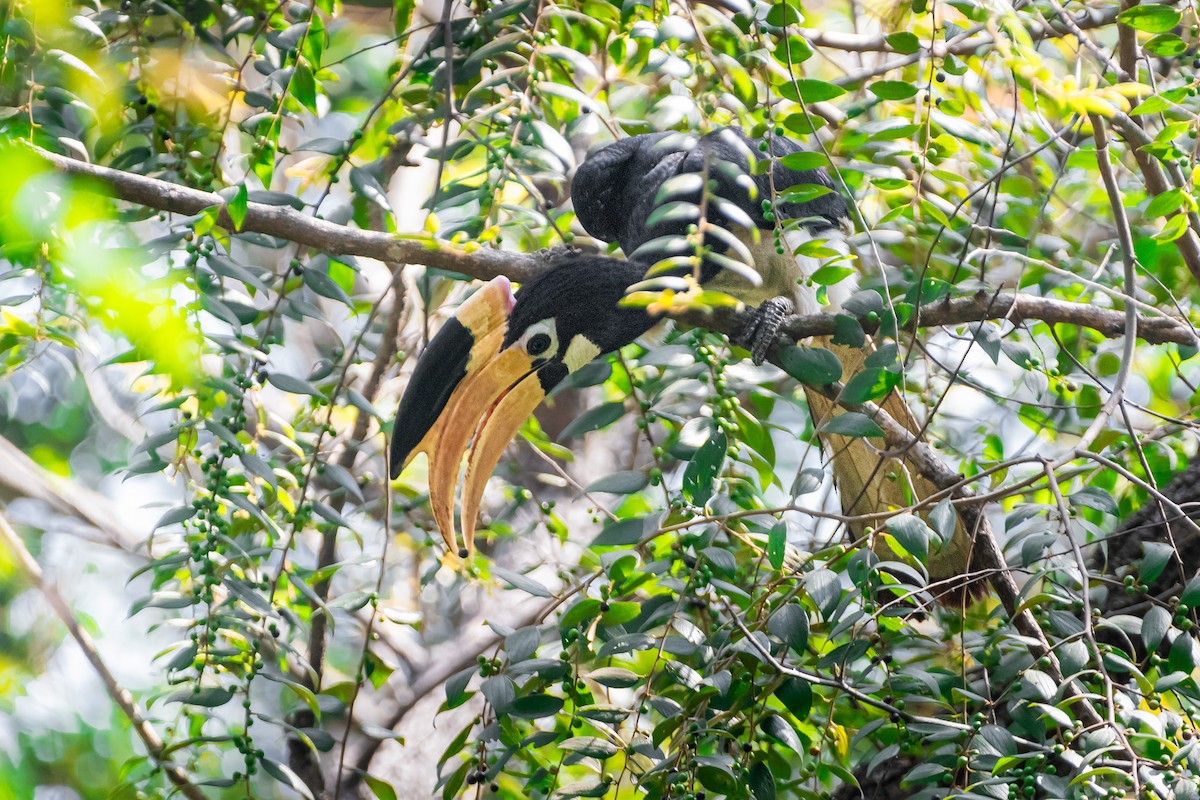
805,342,985,606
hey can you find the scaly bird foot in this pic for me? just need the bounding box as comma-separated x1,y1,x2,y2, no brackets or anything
735,296,793,365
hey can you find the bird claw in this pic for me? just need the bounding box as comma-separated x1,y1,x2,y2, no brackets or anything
735,297,793,365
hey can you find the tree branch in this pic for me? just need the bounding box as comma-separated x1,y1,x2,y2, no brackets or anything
0,434,142,552
35,146,1196,349
829,4,1124,86
0,511,208,800
675,292,1195,347
32,145,546,283
803,4,1120,55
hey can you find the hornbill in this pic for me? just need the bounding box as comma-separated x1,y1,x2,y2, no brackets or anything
389,128,979,603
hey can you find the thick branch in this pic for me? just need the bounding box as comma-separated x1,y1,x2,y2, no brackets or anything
36,146,1197,348
677,292,1195,347
33,146,545,283
0,434,141,551
0,512,208,800
1108,114,1200,285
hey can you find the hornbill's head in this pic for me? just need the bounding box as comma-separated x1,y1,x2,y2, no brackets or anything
389,257,652,557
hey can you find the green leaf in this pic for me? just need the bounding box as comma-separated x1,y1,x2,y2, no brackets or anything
1144,33,1188,57
810,265,854,286
766,602,808,653
349,167,391,211
261,757,315,800
1071,486,1118,515
1130,94,1173,115
591,517,646,547
153,506,196,530
791,79,845,103
869,80,918,100
1141,541,1175,584
560,599,601,629
481,675,515,713
765,2,801,25
1156,213,1190,243
441,760,469,800
778,345,842,385
304,266,353,305
601,601,641,625
773,37,813,66
886,514,933,563
778,183,833,204
698,763,738,795
904,763,947,785
555,780,611,799
702,546,736,574
819,412,884,438
1170,632,1199,673
767,521,787,570
779,151,829,171
1117,5,1180,33
929,498,957,545
267,372,324,398
749,760,777,800
840,366,900,404
805,567,841,616
560,401,626,438
774,676,812,721
832,314,866,348
683,431,726,506
885,31,921,54
168,686,235,707
760,715,803,753
1144,605,1170,652
361,774,399,800
1181,574,1200,606
227,183,248,231
1145,188,1193,218
292,61,318,113
587,667,641,688
509,694,564,719
304,10,326,67
559,737,620,759
491,566,552,597
585,470,649,494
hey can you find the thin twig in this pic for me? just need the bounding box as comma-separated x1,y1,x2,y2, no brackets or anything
1075,115,1138,453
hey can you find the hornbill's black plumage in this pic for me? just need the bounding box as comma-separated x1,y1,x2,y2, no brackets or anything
389,127,978,602
571,129,848,283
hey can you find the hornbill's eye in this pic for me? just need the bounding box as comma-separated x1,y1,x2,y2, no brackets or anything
527,332,552,355
520,321,558,359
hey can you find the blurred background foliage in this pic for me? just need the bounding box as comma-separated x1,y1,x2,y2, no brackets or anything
0,0,1198,798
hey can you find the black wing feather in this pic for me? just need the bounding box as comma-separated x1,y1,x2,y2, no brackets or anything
572,128,848,269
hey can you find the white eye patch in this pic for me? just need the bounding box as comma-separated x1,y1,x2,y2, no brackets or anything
519,320,559,360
